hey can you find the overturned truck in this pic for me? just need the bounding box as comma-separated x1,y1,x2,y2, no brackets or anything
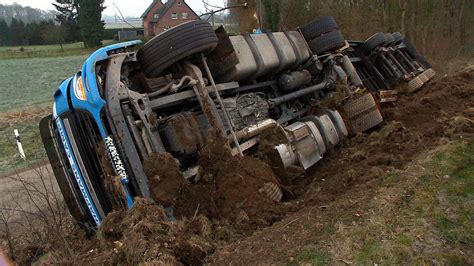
39,17,434,231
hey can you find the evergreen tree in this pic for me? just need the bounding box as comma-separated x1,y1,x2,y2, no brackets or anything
53,0,81,42
78,0,105,48
0,19,10,45
26,22,42,45
10,18,26,45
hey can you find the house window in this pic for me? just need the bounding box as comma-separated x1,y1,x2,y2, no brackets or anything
153,13,159,19
178,1,182,5
182,12,188,19
171,12,178,19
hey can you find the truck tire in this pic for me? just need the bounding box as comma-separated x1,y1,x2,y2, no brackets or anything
299,16,338,41
384,33,395,47
137,20,218,78
349,108,384,133
419,72,429,83
260,182,283,202
423,68,436,80
392,32,403,45
407,76,424,93
342,93,383,133
342,93,377,119
308,30,345,55
358,32,387,56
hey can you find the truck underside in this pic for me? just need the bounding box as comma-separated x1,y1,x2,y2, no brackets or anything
40,17,435,231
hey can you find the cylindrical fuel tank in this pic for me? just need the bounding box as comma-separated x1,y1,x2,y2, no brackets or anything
218,31,311,83
285,31,311,66
277,70,312,92
218,35,258,83
246,33,280,78
268,32,298,72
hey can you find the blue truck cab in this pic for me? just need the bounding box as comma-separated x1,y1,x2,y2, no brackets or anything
40,41,144,231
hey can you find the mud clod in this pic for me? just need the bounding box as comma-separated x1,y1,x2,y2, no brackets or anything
144,153,186,206
94,198,215,264
196,131,282,223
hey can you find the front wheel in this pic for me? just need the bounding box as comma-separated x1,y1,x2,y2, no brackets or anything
137,20,219,78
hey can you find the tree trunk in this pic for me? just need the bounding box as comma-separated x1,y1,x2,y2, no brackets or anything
457,0,466,56
400,0,408,35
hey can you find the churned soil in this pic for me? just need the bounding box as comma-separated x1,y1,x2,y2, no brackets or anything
144,132,283,226
208,67,474,263
32,67,474,264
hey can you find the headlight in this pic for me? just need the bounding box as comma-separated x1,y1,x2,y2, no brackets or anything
74,76,87,101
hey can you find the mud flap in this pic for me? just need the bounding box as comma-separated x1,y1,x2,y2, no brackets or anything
39,115,96,233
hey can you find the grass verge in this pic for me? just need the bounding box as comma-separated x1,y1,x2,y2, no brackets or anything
297,139,474,265
296,249,330,265
0,106,50,175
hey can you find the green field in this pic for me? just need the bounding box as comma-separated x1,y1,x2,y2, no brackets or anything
0,40,130,174
0,55,88,112
0,40,115,59
0,55,89,174
0,42,85,52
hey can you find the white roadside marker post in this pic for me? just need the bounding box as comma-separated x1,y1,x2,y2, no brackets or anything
14,129,26,160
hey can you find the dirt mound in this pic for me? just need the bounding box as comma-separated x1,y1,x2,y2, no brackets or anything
198,134,281,222
144,153,187,206
207,68,474,263
83,198,214,265
86,132,281,264
301,68,474,203
142,132,282,226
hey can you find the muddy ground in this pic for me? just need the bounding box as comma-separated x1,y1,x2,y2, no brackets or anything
207,66,474,264
13,66,474,264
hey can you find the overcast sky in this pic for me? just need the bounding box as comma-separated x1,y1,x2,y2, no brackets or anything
0,0,226,17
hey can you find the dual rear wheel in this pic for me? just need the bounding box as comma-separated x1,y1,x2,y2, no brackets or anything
299,16,346,55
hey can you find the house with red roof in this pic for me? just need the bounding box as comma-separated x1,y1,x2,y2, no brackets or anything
141,0,199,37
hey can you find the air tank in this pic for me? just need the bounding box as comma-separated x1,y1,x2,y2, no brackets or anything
277,70,312,92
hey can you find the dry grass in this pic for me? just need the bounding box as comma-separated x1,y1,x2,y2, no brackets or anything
0,166,82,264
